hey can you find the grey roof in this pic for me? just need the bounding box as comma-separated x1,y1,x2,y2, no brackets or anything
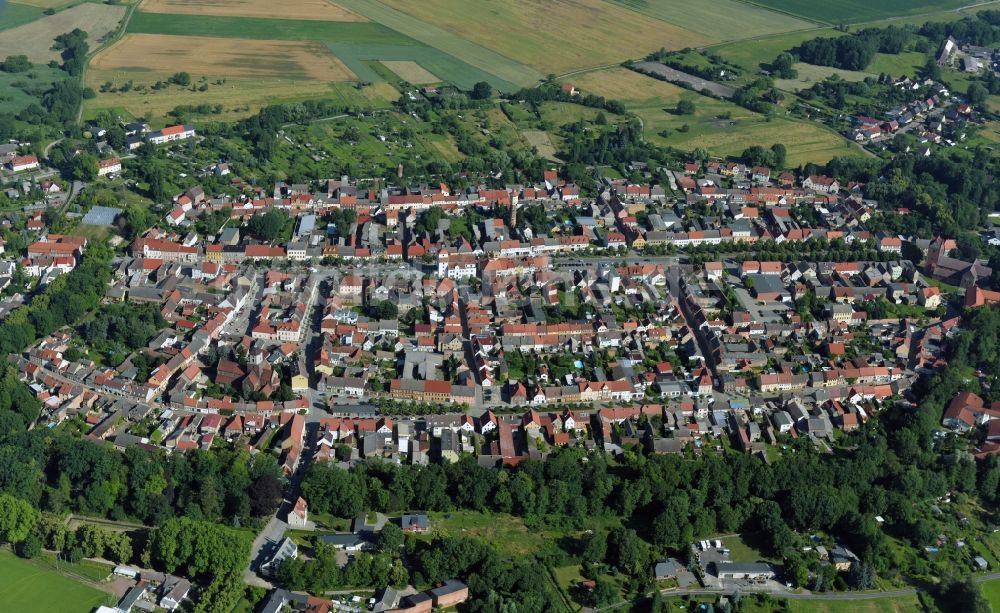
315,533,372,548
713,562,774,574
401,514,428,530
82,206,122,226
654,558,685,577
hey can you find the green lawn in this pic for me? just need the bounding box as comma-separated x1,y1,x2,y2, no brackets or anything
0,549,114,613
748,0,976,24
982,577,1000,609
711,29,842,74
867,52,928,78
720,534,777,563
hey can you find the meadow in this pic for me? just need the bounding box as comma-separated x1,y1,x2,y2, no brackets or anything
608,0,816,38
0,64,64,116
774,63,873,92
750,0,977,24
0,548,113,613
567,67,861,165
0,2,45,31
710,29,842,74
369,0,712,74
0,2,126,63
141,0,367,22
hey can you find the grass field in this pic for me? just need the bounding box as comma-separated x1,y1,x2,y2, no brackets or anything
92,34,355,81
749,0,976,24
608,0,816,38
982,577,1000,609
0,2,126,63
786,597,922,613
568,67,860,165
775,62,873,91
372,0,712,74
380,60,438,84
0,64,64,115
84,71,397,125
141,0,367,21
0,548,113,613
867,51,928,77
522,129,559,160
0,2,45,31
711,29,842,73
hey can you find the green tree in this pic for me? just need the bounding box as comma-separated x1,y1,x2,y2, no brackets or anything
378,522,404,553
0,494,39,543
471,81,493,100
676,99,696,115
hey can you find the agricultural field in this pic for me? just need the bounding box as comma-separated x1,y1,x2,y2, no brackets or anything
141,0,367,22
380,61,439,84
0,548,114,613
125,11,519,90
368,0,712,74
0,2,126,63
0,2,45,31
10,0,78,8
749,0,976,25
91,34,355,81
568,67,859,165
608,0,816,38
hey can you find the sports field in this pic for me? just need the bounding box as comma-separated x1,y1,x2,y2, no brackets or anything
0,2,126,63
370,0,712,74
141,0,367,21
750,0,976,24
381,61,438,84
608,0,816,38
92,34,355,81
0,549,112,613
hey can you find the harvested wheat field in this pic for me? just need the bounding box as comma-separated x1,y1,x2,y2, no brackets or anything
141,0,366,21
0,2,126,62
91,34,355,81
381,60,439,84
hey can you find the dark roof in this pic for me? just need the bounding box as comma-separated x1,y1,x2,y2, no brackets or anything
429,579,467,597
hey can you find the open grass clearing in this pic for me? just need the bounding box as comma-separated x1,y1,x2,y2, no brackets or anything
866,52,928,78
85,70,396,124
607,0,816,38
91,34,355,81
0,548,114,613
141,0,367,21
568,67,689,106
0,64,65,116
373,0,712,75
380,60,438,84
774,62,874,92
0,2,45,31
0,2,126,63
522,129,559,161
748,0,975,24
711,29,842,74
